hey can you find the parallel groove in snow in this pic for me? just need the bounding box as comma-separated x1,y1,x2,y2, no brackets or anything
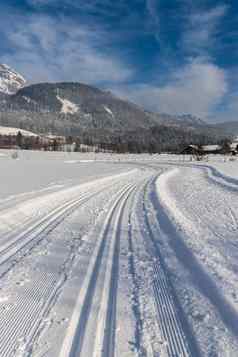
95,185,135,357
59,183,135,357
0,181,130,356
0,272,57,356
0,182,120,278
141,179,195,357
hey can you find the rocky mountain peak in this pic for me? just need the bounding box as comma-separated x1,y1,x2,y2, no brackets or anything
0,64,26,95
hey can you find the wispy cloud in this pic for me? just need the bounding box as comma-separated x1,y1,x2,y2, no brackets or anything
182,4,228,56
26,0,129,19
114,58,228,119
0,12,134,85
146,0,160,41
0,0,234,123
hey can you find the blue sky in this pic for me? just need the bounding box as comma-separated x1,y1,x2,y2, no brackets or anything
0,0,237,122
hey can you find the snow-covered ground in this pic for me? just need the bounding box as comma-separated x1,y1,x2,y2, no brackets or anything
0,126,37,136
56,96,79,114
155,164,238,356
0,149,237,356
209,160,238,180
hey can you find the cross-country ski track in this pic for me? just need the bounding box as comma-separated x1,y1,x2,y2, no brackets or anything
1,159,236,356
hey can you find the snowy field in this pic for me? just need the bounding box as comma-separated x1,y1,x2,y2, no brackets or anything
0,149,237,356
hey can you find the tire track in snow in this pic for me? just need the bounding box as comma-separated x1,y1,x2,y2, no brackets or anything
59,183,136,357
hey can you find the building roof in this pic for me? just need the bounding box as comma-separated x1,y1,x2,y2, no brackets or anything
202,145,221,151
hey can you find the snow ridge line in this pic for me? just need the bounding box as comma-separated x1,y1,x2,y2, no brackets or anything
203,164,238,191
166,162,238,191
196,163,238,188
59,183,135,357
0,184,113,276
141,179,195,357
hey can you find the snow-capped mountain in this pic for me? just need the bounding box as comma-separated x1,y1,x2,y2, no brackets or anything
0,77,228,149
176,114,207,127
0,64,26,95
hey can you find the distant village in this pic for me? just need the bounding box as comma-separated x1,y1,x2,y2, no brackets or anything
0,126,238,156
181,141,238,157
0,127,99,153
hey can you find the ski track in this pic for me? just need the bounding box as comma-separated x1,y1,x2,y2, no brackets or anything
0,164,203,357
140,178,196,357
154,165,238,355
0,172,138,356
0,181,120,280
59,183,136,357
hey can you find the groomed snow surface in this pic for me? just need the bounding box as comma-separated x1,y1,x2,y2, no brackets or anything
0,150,237,356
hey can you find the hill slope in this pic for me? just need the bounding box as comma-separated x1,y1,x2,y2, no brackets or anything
0,64,26,95
0,81,229,152
212,121,238,136
0,82,156,132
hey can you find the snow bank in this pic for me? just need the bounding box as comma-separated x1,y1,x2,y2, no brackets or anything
187,162,238,191
208,161,238,181
155,168,199,237
155,166,238,356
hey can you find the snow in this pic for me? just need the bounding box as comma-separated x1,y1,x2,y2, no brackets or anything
0,126,37,137
155,165,238,356
103,105,114,117
0,150,136,200
22,96,31,103
0,150,237,356
56,96,79,114
22,95,38,105
202,144,221,151
208,161,238,181
0,63,26,94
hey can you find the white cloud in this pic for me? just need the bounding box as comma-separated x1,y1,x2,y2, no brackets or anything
0,14,134,85
114,58,228,119
25,0,128,17
0,2,233,124
182,5,228,55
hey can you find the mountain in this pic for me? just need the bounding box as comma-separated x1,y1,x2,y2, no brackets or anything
212,121,238,137
0,82,217,132
174,114,207,127
0,73,229,152
0,82,158,133
0,64,26,95
148,112,207,129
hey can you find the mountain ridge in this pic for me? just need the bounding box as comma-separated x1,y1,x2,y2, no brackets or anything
0,64,26,95
0,64,231,152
